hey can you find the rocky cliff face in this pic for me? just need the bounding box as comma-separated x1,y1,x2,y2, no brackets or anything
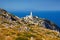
0,8,22,28
0,8,20,21
22,15,60,32
0,8,60,40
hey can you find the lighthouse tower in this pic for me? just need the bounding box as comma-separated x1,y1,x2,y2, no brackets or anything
28,12,33,19
30,12,32,17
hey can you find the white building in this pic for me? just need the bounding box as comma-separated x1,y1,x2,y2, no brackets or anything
24,12,33,20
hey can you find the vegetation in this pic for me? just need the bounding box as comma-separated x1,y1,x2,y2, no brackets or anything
0,25,60,40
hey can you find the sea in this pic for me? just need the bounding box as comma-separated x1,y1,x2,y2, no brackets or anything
9,11,60,27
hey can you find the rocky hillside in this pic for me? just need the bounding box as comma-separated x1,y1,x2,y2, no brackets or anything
22,12,60,32
0,8,60,40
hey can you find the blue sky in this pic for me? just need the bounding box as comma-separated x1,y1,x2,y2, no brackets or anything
0,0,60,11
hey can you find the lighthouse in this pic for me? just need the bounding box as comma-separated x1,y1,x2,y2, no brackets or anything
30,12,32,17
24,11,33,20
28,12,33,19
